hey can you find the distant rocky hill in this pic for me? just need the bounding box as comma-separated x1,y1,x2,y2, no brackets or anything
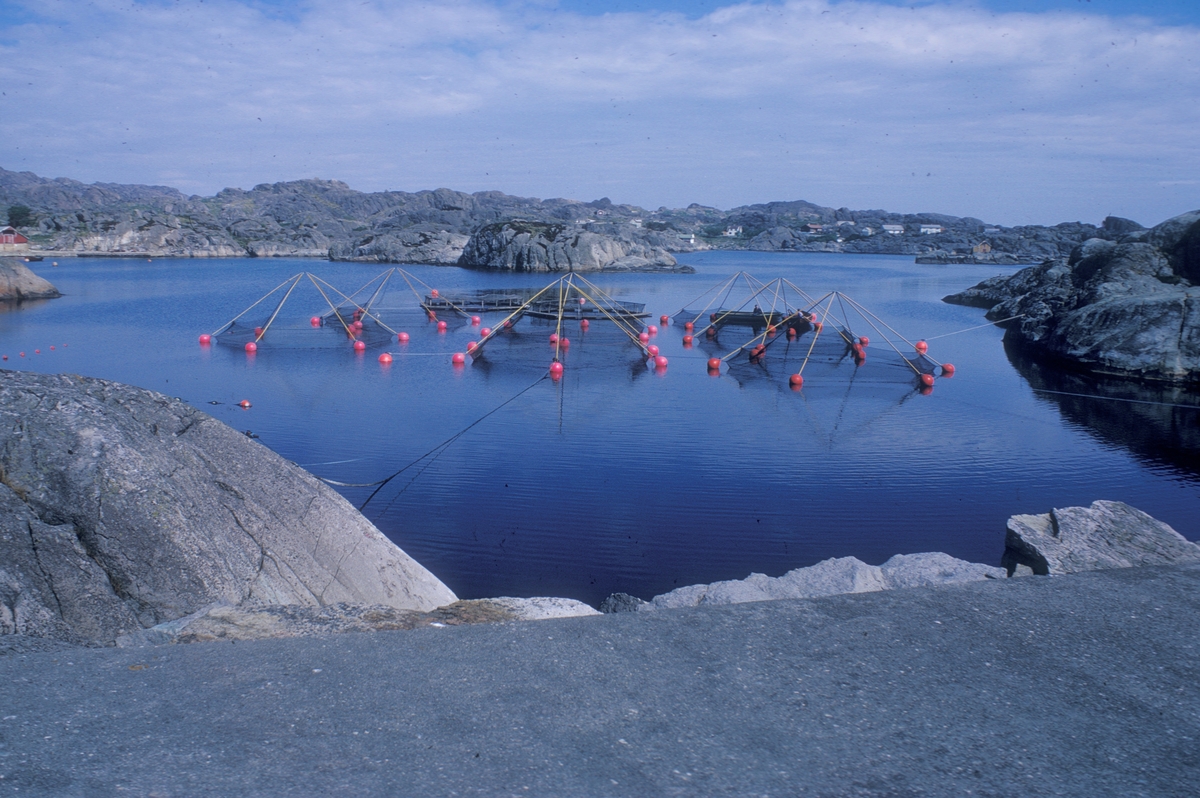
2,166,1127,266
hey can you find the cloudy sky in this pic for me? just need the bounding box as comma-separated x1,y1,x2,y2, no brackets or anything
1,0,1197,225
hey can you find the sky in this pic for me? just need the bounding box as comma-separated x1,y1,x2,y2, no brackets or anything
1,0,1197,226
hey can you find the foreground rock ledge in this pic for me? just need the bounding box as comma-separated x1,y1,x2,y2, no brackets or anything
0,370,457,646
0,256,61,301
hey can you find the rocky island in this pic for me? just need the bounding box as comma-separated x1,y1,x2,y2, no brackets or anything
0,256,61,301
945,210,1200,383
3,166,1125,268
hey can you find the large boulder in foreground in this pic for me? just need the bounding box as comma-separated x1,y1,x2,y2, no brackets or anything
943,210,1200,383
638,553,1006,610
0,256,61,300
1004,500,1200,575
0,371,456,646
458,221,684,272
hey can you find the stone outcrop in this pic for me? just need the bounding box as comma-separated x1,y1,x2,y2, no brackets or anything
637,553,1005,611
329,225,470,265
458,221,684,272
1003,500,1200,576
0,370,456,646
0,257,61,300
944,210,1200,383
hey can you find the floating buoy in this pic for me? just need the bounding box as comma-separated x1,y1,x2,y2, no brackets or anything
49,346,55,351
786,328,797,339
648,325,658,335
706,327,717,338
452,352,465,365
1,355,6,361
580,319,589,330
660,315,670,325
471,316,481,326
398,332,410,343
549,333,559,343
466,341,476,352
639,332,650,343
682,335,693,346
915,340,929,355
549,361,564,378
428,310,437,320
352,320,363,331
19,352,25,358
431,289,439,298
654,355,668,368
789,373,804,387
480,327,491,337
379,353,393,364
559,337,570,349
813,322,823,332
353,340,366,352
647,344,659,356
941,363,955,377
684,322,694,331
254,327,264,337
920,373,935,387
504,320,513,328
710,313,717,321
579,298,586,305
199,334,212,345
311,316,321,327
437,321,448,332
707,357,721,370
859,337,869,346
244,342,257,353
239,400,251,408
768,325,777,335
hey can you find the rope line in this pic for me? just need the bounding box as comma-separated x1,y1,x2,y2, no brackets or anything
1031,389,1200,411
925,315,1025,340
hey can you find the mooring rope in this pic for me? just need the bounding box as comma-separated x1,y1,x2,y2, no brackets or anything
313,375,549,510
1031,388,1200,411
924,315,1025,340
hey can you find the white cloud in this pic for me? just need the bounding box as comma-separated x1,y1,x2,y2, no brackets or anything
1,0,1197,224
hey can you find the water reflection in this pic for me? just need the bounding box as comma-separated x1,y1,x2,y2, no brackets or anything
1007,343,1200,474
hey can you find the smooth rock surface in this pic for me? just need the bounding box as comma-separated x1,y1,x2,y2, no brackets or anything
458,220,682,272
0,257,61,300
643,552,1005,609
1004,499,1200,575
944,210,1200,382
3,564,1197,796
479,596,602,620
0,371,456,646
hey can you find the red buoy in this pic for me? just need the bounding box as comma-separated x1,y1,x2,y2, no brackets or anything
471,316,481,325
379,353,393,364
654,355,668,368
199,334,212,345
915,340,929,355
437,321,448,332
813,322,823,332
1,355,6,361
549,333,559,343
352,320,363,331
707,357,721,370
579,297,586,305
639,332,650,343
710,313,717,321
34,349,40,355
682,335,693,346
648,325,658,335
480,327,491,337
559,337,570,348
789,373,804,387
19,352,25,358
786,328,797,339
428,310,437,320
706,327,717,338
647,344,659,356
920,373,935,387
580,319,590,330
398,332,410,343
254,327,264,336
311,316,321,327
684,322,694,331
467,341,476,351
859,337,869,346
504,320,513,328
452,352,466,365
49,346,55,351
941,363,956,377
549,361,564,378
353,340,366,352
244,342,257,353
660,315,670,325
430,289,439,298
239,400,251,409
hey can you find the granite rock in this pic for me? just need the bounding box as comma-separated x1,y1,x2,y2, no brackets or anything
458,221,682,272
0,370,456,646
1003,500,1200,575
0,257,61,300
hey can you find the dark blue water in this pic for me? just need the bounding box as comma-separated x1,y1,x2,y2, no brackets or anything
4,253,1198,605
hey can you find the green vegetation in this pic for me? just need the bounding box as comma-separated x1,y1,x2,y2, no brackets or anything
7,204,33,228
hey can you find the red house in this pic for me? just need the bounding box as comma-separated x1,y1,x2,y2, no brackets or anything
1,225,30,252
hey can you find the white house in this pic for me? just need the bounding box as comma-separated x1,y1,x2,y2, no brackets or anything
919,225,944,235
722,226,743,237
882,224,905,235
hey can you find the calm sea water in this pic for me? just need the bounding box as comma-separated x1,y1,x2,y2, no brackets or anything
3,253,1198,605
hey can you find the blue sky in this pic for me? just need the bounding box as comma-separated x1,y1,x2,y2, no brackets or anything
1,0,1197,225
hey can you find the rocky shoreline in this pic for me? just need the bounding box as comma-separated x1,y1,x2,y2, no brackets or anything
4,370,1197,651
4,166,1126,268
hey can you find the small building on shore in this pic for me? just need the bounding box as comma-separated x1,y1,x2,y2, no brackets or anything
0,226,30,253
882,224,905,235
